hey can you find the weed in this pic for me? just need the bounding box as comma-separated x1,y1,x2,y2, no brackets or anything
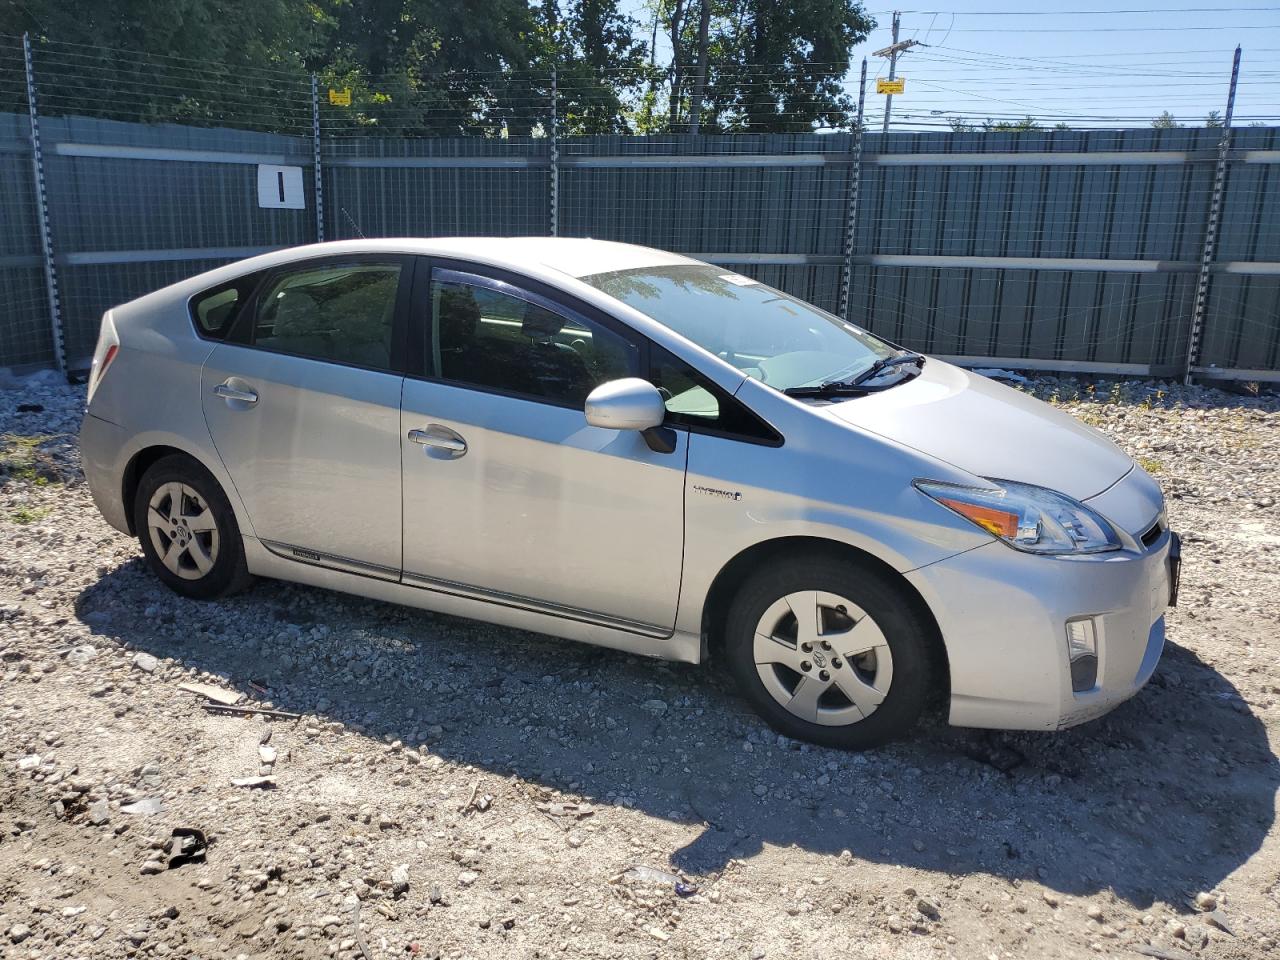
0,434,64,487
10,505,51,524
1136,456,1163,474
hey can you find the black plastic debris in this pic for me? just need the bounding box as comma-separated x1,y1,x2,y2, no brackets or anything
167,827,207,869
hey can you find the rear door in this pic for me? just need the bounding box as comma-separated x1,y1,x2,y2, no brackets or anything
200,255,411,578
399,262,687,634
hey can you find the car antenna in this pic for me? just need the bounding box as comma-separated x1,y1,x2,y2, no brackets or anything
340,207,366,239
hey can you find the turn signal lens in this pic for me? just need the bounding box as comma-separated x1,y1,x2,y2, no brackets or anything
936,497,1018,538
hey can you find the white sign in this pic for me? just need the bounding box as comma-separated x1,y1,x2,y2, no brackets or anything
257,165,305,210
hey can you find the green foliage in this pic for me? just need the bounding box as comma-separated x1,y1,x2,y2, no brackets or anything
689,1,875,132
0,433,63,487
10,505,51,524
1136,456,1163,474
1152,110,1181,129
981,116,1040,132
2,0,318,126
2,0,876,136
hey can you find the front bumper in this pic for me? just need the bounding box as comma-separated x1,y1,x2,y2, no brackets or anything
907,526,1174,731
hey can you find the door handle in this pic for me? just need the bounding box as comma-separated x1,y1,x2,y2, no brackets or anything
213,381,259,404
408,425,467,457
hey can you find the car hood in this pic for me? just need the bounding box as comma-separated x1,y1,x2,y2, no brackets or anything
820,359,1133,501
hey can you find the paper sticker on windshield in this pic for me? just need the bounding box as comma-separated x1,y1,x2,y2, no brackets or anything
719,273,758,287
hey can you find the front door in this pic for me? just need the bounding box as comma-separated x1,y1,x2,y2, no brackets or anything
201,255,411,578
399,265,687,633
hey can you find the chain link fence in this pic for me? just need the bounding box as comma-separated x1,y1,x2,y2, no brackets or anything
2,34,1278,383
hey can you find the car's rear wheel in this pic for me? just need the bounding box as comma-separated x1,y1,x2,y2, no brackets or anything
723,555,934,749
133,454,251,600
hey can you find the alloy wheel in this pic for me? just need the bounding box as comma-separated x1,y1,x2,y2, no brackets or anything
753,590,894,726
146,482,220,581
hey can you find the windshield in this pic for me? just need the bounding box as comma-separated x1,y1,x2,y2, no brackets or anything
579,264,902,393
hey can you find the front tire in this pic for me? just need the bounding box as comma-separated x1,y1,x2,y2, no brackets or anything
133,454,252,600
723,555,934,750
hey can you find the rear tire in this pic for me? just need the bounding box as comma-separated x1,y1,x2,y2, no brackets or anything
133,454,252,600
723,555,934,750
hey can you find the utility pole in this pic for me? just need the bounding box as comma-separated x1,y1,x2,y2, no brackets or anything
880,11,901,134
874,11,920,135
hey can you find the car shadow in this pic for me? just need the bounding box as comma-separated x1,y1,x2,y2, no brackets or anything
75,560,1278,910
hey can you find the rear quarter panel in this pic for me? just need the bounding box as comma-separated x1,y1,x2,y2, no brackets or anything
85,288,258,539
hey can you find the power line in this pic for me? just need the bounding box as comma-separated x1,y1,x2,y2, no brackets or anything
941,24,1279,32
873,5,1279,14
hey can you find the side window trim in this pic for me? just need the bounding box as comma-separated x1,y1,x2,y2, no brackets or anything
646,345,784,448
188,271,266,342
225,253,415,376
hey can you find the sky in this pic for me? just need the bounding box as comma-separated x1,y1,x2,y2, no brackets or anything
621,1,1280,130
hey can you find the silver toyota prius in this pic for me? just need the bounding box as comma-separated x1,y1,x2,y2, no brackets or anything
79,238,1179,748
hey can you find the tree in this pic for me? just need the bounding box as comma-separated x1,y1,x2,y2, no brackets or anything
548,1,654,135
2,0,318,127
310,0,537,136
1204,109,1223,128
645,0,874,133
1,0,874,136
702,1,875,132
982,116,1040,132
1152,111,1182,129
687,0,712,133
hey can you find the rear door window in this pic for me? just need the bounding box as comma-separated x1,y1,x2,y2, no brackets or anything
249,261,405,371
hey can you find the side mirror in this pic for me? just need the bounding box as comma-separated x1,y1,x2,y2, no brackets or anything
585,378,665,430
584,378,676,454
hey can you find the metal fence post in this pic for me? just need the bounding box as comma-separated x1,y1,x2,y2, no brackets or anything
549,67,559,237
311,73,325,243
22,33,66,377
838,58,868,322
1184,45,1241,384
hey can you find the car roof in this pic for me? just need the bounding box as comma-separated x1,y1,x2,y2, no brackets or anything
225,237,703,282
421,237,701,278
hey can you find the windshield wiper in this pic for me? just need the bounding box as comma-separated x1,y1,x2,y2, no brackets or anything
782,381,876,399
782,352,926,401
849,352,926,386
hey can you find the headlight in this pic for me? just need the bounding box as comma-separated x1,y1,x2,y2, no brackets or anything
914,478,1122,555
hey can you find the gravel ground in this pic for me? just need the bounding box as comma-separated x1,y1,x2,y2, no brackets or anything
1,372,1278,960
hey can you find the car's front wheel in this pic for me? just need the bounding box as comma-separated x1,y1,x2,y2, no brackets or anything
133,454,252,600
723,555,935,750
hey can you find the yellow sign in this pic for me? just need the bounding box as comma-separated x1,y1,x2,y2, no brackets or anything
877,77,905,95
328,88,352,107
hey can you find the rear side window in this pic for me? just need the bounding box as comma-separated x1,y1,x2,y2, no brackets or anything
190,272,261,340
250,261,403,370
